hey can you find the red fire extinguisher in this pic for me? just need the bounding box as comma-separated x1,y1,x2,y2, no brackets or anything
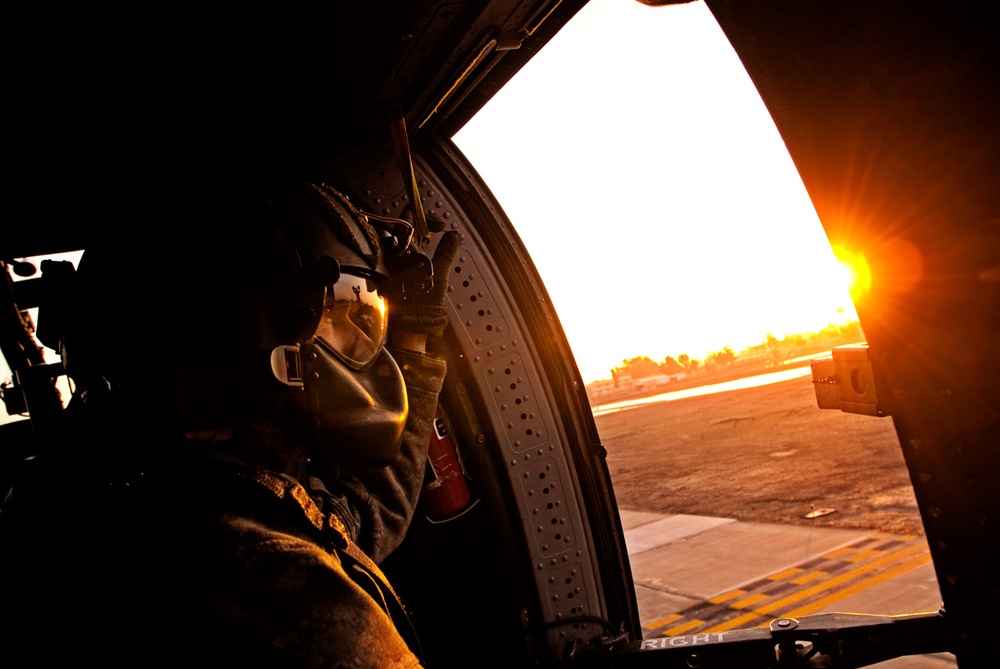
422,405,475,522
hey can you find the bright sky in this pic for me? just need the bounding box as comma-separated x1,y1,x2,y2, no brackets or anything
453,0,857,384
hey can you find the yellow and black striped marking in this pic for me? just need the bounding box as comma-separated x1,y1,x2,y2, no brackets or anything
643,533,932,638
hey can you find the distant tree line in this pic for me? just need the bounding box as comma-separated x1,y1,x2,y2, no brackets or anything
609,320,864,386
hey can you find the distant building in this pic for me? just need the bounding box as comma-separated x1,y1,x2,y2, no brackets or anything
586,378,618,401
633,374,675,389
587,372,688,405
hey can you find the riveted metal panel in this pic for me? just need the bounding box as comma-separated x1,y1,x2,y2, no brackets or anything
430,174,605,655
336,150,609,658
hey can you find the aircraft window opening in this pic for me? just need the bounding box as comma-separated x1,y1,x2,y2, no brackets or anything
454,0,939,655
1,250,84,425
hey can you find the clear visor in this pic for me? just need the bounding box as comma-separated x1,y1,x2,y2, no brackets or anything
314,272,389,368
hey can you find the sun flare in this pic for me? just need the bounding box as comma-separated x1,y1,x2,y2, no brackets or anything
832,245,871,299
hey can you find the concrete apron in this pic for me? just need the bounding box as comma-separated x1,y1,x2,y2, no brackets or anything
619,510,955,668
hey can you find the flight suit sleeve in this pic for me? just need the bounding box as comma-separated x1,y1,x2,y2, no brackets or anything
327,347,446,563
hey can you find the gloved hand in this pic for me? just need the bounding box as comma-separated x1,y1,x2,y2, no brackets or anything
388,230,461,346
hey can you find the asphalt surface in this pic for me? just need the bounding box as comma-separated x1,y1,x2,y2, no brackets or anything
621,510,956,668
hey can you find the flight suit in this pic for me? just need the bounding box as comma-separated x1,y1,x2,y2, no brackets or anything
1,347,445,668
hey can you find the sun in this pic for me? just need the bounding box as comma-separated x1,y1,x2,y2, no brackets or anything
831,244,871,300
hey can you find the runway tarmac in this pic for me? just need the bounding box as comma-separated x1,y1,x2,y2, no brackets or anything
621,510,956,668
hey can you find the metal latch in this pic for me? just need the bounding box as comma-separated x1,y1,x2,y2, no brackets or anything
810,343,887,417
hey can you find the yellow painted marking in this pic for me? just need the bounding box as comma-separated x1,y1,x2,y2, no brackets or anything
768,566,804,580
644,613,683,630
702,611,764,633
731,593,769,609
664,618,706,636
709,589,747,604
755,542,927,615
785,553,933,618
642,535,930,639
822,546,857,559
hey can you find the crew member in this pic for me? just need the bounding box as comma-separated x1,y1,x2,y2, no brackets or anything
1,173,460,668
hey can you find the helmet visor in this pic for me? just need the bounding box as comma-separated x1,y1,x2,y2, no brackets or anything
314,270,388,369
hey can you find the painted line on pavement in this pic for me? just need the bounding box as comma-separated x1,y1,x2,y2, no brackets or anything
642,533,930,638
